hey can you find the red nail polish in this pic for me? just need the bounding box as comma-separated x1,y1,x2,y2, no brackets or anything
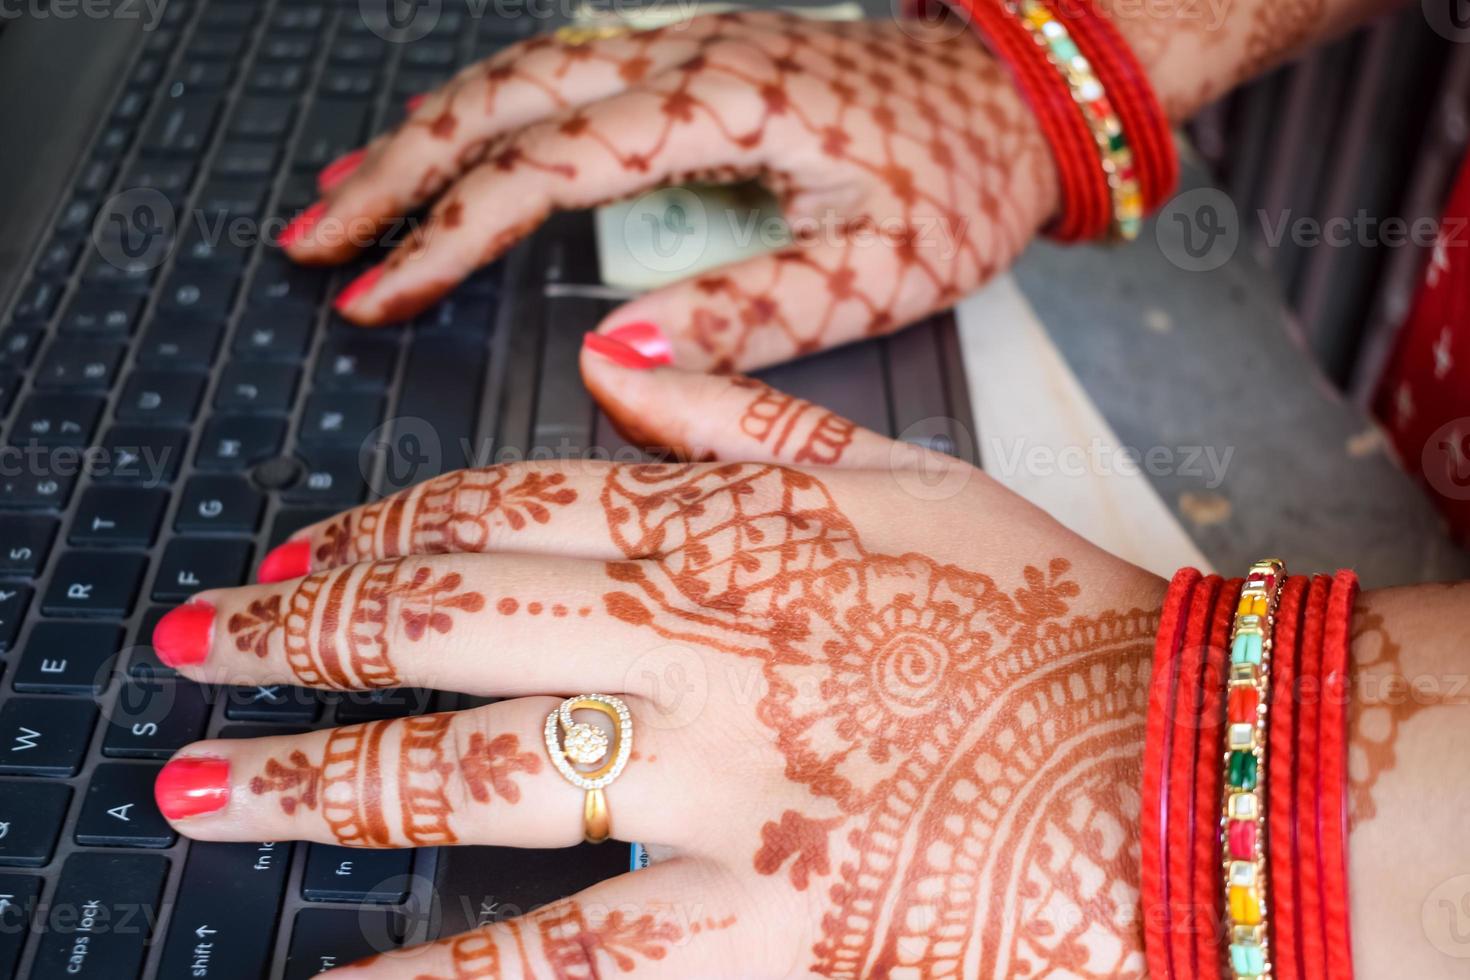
155,757,230,820
152,602,215,668
406,93,427,112
276,201,326,249
333,265,384,313
318,148,366,193
583,331,664,371
603,322,673,365
257,540,311,584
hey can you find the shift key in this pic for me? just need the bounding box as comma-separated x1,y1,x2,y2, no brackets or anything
31,852,168,978
156,841,291,980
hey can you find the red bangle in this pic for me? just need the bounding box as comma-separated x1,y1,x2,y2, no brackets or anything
1296,576,1333,980
1268,577,1310,980
1191,577,1241,980
1143,567,1202,980
1320,571,1358,980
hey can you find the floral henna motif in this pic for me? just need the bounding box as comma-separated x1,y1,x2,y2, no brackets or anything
314,467,578,569
226,559,485,689
597,463,1154,976
538,902,685,977
251,717,542,848
733,376,857,464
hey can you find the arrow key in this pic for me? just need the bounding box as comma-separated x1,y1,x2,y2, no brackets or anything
76,763,175,847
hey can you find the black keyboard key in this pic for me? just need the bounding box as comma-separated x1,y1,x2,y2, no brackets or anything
0,466,74,510
197,416,286,470
141,94,219,157
103,681,212,759
157,842,293,980
53,196,99,238
111,88,150,123
0,369,16,415
201,4,256,29
247,62,306,95
92,124,132,161
75,158,114,197
315,338,396,392
57,291,144,335
329,35,386,64
31,853,168,978
249,255,325,306
95,425,189,486
0,515,56,577
0,324,43,367
258,35,316,63
76,763,175,847
272,4,325,31
0,698,97,776
335,688,431,723
197,178,268,221
233,305,313,359
167,60,234,92
302,845,411,903
177,475,264,533
402,42,457,69
177,220,252,272
285,908,403,980
119,159,195,207
319,68,377,99
397,336,487,474
270,508,338,549
10,394,104,447
9,278,62,323
226,685,322,723
43,552,146,618
293,100,369,171
35,339,125,391
213,141,280,180
14,622,121,694
186,31,243,61
35,237,81,279
0,783,70,865
129,57,164,89
117,370,206,423
215,362,300,413
157,270,238,320
0,873,42,973
138,318,223,368
0,586,27,651
70,486,168,546
153,538,252,600
299,393,382,448
282,449,367,506
128,607,178,679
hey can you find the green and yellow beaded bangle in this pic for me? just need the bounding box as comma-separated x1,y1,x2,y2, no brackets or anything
1222,558,1285,979
1014,0,1144,240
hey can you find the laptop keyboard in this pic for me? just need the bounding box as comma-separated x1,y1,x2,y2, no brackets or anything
0,0,542,976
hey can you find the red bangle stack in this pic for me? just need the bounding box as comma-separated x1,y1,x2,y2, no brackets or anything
1143,564,1359,980
908,0,1176,240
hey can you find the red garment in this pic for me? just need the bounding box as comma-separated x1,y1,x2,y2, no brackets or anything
1374,153,1470,542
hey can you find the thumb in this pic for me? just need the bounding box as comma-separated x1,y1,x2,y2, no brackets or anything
579,326,955,474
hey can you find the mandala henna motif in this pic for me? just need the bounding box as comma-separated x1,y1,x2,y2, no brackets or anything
250,715,541,848
597,463,1154,976
227,558,485,689
314,467,578,569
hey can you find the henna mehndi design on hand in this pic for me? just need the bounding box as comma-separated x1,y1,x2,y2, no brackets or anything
250,716,541,847
733,376,857,464
597,463,1154,976
227,559,485,689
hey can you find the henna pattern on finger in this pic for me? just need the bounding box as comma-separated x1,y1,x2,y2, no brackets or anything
597,463,1154,976
313,467,578,570
227,559,484,689
538,902,685,977
250,716,541,847
733,376,857,464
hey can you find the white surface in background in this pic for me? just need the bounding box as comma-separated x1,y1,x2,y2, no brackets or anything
956,275,1214,578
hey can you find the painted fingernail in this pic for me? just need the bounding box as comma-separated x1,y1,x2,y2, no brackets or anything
583,331,664,371
276,201,326,248
406,93,427,112
257,539,311,584
318,148,366,193
152,601,215,668
603,321,673,365
155,757,230,820
333,264,384,313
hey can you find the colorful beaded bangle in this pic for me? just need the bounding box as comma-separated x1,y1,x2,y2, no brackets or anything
1223,558,1286,979
1013,0,1144,239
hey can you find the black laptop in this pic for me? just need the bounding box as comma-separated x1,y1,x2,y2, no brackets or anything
0,1,975,976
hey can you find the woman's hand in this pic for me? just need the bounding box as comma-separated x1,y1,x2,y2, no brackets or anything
283,11,1056,372
153,356,1161,978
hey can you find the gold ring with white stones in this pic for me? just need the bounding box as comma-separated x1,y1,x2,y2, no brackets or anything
544,694,632,844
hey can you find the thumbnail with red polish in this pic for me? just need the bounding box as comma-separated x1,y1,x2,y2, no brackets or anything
318,148,366,192
603,322,673,365
277,201,325,248
334,265,383,312
156,758,230,820
584,332,663,371
152,602,215,668
258,540,311,584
